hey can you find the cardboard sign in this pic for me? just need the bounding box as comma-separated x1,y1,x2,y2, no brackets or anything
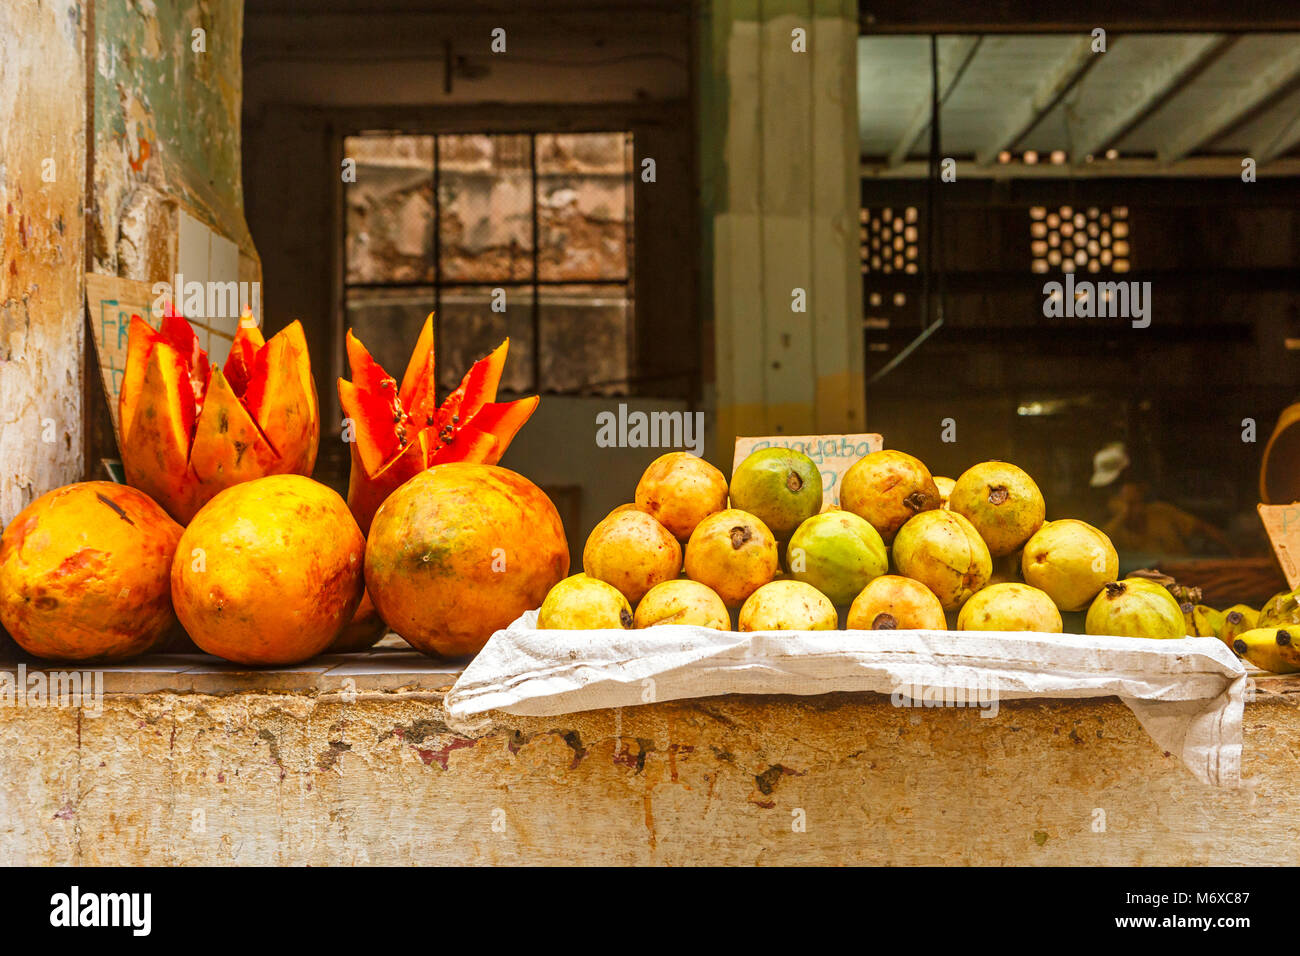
1258,503,1300,589
85,273,160,442
732,434,883,508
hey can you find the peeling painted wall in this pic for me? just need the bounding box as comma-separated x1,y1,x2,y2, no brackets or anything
0,1,87,527
92,0,254,282
0,0,251,525
1,687,1296,865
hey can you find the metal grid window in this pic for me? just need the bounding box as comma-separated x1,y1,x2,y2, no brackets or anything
1030,205,1131,275
860,205,921,275
344,131,636,395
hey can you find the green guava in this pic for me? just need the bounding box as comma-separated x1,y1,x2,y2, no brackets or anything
1084,578,1185,639
957,582,1062,632
948,461,1046,557
729,447,822,540
892,510,992,610
786,511,887,605
738,580,838,631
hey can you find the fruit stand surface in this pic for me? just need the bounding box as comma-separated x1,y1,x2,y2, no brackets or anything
0,643,1296,866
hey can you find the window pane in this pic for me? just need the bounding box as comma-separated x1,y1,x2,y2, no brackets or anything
344,286,435,384
438,134,534,282
536,133,632,282
344,134,434,284
438,287,535,394
538,284,631,394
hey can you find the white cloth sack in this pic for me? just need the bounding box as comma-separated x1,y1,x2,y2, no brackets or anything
444,611,1249,787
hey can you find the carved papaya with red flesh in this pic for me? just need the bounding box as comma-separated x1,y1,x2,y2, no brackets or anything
119,306,319,523
337,313,540,533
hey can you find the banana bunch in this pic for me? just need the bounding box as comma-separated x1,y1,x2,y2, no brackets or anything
1219,604,1259,647
1233,627,1300,674
1128,569,1202,608
1259,587,1300,628
1181,603,1224,639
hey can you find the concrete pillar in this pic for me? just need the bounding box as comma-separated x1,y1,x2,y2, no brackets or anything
700,0,865,455
0,1,88,525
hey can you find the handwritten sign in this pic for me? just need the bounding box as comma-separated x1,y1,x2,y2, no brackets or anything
733,434,883,508
85,274,160,443
1259,503,1300,590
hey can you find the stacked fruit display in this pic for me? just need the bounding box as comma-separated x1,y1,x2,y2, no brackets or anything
1,299,1296,675
0,313,561,666
535,447,1300,674
1174,587,1300,674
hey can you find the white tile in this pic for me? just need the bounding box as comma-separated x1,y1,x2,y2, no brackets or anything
177,211,211,297
206,231,243,367
207,328,234,369
209,230,238,283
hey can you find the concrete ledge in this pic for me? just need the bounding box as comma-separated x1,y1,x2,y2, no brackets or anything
0,639,463,696
0,665,1295,864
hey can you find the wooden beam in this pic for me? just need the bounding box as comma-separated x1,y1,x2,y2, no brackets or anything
861,172,1300,207
886,35,981,167
858,0,1300,33
865,156,1300,179
1255,107,1300,165
861,269,1300,295
973,36,1097,166
1068,34,1230,160
1160,40,1300,163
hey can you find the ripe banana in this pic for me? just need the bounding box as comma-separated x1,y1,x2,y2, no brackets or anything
1219,605,1258,652
1259,588,1300,628
1222,604,1259,629
1196,604,1224,638
1232,627,1300,674
1181,602,1224,638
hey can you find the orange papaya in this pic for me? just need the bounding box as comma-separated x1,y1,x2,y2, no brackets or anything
0,482,183,661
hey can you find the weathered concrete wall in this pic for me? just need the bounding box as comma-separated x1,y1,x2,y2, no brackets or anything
92,0,253,280
0,1,87,527
1,685,1296,865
